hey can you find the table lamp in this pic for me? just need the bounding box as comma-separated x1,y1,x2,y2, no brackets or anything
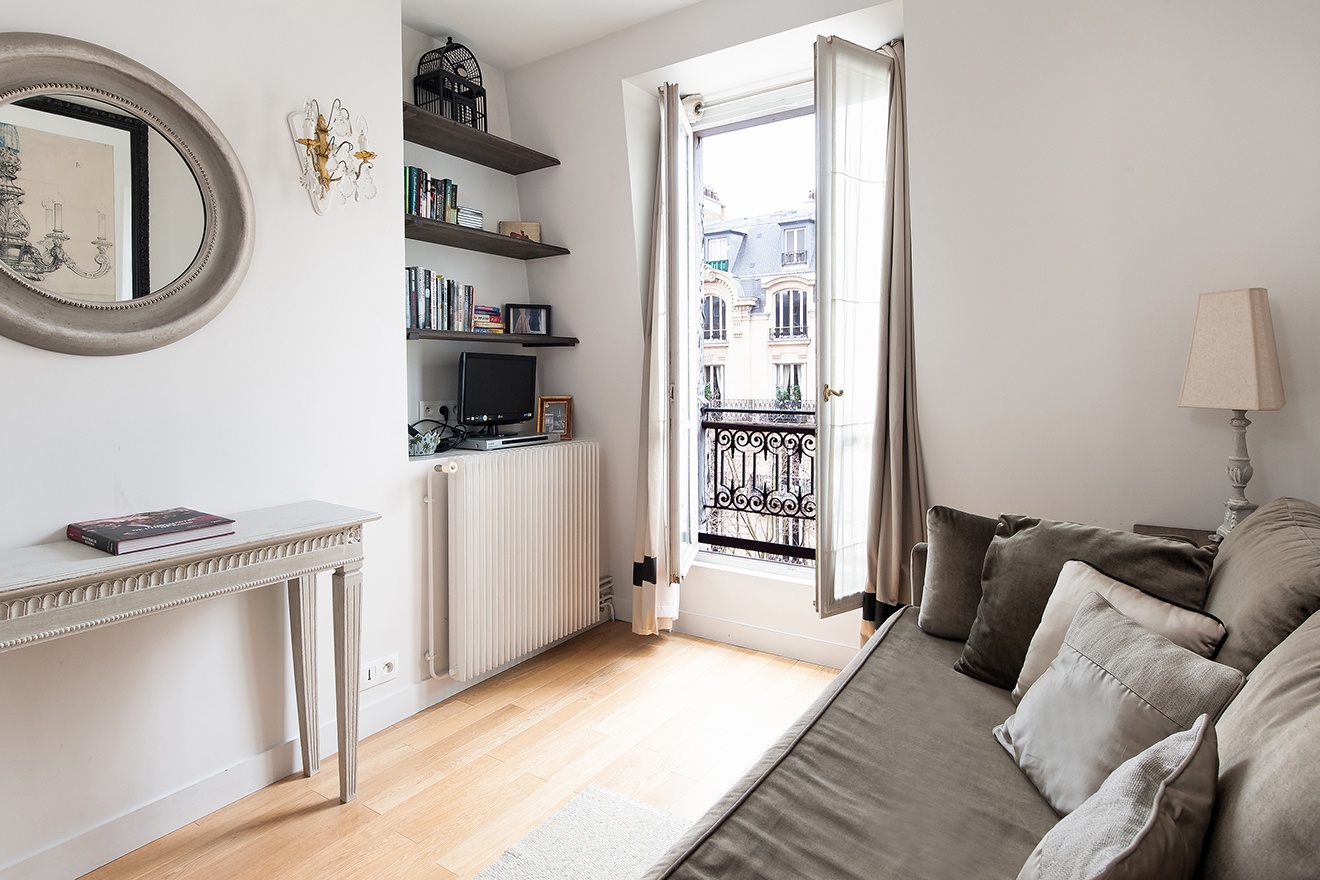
1179,288,1285,542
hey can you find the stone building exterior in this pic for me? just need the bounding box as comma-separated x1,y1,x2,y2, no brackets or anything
700,203,816,406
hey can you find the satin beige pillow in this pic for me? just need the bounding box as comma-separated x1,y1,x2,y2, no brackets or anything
995,593,1242,815
1012,561,1228,703
1017,715,1218,880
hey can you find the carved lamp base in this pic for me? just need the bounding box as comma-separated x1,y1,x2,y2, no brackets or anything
1211,409,1257,543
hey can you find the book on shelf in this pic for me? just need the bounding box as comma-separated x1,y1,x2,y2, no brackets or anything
67,507,236,555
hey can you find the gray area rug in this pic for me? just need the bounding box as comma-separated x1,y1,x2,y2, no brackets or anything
475,785,691,880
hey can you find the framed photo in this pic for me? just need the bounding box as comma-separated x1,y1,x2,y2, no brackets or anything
0,96,151,301
506,303,552,336
536,395,573,440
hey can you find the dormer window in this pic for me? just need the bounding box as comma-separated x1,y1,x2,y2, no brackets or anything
782,226,807,265
706,236,729,271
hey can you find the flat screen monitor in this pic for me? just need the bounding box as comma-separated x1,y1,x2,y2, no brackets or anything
458,352,536,430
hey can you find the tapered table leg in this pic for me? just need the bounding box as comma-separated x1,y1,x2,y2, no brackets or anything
332,559,363,803
287,575,319,778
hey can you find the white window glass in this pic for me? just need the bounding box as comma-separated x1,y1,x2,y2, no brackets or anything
774,289,808,338
702,294,727,341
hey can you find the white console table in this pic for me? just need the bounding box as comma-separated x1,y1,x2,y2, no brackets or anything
0,500,380,803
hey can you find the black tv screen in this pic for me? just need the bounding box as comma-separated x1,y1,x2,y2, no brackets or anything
458,352,537,429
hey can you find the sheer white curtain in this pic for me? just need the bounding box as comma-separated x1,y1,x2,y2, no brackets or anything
815,37,927,637
632,83,698,636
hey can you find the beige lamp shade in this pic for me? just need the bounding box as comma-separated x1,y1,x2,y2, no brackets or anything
1179,288,1285,412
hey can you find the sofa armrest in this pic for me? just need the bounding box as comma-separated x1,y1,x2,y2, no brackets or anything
911,542,929,607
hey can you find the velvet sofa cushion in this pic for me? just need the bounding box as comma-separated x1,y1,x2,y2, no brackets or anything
1202,496,1320,675
994,593,1242,815
917,505,999,640
1017,715,1218,880
956,516,1216,689
1012,562,1227,703
1198,609,1320,880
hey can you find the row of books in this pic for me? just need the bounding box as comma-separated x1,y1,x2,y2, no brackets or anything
405,167,485,231
404,266,506,333
405,166,458,223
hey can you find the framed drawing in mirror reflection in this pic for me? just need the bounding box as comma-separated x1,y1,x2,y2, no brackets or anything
0,95,150,301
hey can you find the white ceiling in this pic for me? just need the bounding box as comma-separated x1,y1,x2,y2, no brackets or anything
400,0,709,72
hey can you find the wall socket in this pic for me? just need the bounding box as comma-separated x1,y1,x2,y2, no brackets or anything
361,653,398,690
419,399,456,423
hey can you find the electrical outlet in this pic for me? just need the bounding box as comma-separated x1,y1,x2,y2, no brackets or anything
419,399,456,423
361,652,398,690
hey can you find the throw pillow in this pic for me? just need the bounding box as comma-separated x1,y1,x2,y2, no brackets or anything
916,505,999,640
1202,496,1320,675
994,592,1242,815
956,516,1216,689
1016,715,1218,880
1011,561,1227,703
1199,608,1320,880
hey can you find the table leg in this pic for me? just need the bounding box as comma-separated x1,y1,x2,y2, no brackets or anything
332,559,363,803
287,575,319,778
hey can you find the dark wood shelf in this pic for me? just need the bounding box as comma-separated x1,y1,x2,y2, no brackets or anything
406,329,579,348
404,215,570,260
403,103,559,175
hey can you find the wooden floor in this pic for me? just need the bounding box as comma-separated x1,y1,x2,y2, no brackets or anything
82,622,841,880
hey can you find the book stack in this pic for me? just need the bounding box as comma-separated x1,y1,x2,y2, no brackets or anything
456,207,484,230
472,304,504,333
404,266,476,331
405,166,459,223
67,507,236,555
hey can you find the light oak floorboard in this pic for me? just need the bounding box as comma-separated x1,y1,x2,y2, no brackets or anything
81,622,841,880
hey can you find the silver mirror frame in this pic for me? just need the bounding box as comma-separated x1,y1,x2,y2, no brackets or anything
0,32,254,356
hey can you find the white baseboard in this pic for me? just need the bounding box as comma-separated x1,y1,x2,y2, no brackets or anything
2,625,604,880
673,610,859,668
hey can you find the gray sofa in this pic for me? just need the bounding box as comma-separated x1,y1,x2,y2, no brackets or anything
642,497,1320,880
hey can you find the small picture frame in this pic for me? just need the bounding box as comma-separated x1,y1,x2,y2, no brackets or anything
536,395,573,440
506,303,552,336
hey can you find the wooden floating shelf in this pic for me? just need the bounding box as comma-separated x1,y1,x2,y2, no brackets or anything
406,329,579,348
403,102,559,175
404,215,570,260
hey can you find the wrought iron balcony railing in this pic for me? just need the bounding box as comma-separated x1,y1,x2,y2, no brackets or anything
699,403,816,564
781,250,808,265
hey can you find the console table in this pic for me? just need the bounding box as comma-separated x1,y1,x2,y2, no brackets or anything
0,500,380,803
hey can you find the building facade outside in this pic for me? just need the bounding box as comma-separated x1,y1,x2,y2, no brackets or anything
698,196,817,565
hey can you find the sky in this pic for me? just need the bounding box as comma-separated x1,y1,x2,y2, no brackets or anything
699,113,815,221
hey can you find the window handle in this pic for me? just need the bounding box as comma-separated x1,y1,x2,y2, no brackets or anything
823,384,844,400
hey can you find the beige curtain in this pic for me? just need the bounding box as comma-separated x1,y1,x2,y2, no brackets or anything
632,83,694,635
861,39,927,642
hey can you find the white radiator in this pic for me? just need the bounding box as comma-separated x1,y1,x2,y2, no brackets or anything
429,440,600,682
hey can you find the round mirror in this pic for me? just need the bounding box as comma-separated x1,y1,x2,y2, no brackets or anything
0,33,253,355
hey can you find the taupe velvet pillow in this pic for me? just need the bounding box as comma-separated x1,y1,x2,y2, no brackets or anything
1017,715,1218,880
995,593,1242,815
1012,562,1227,703
916,505,999,640
1199,609,1320,880
1202,496,1320,675
957,516,1216,689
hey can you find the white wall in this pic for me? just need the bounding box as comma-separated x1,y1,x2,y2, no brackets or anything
0,3,430,877
904,0,1320,528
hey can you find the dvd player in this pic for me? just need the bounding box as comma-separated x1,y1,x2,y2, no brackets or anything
456,433,557,451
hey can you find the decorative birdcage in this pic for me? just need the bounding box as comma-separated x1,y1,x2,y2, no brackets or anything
414,38,487,132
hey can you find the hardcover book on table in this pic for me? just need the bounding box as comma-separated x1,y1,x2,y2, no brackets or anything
66,507,236,555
